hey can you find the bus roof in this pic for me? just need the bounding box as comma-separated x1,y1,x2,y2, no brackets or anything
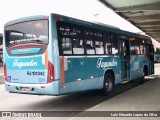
5,15,49,28
4,13,152,43
54,13,151,41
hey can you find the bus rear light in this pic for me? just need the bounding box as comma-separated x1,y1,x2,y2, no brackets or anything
44,16,49,19
41,86,45,88
47,61,54,83
4,63,8,82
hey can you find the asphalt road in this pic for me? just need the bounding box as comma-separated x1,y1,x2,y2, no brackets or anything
0,64,160,119
0,80,149,111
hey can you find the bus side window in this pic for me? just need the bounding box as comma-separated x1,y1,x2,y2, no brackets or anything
95,41,104,54
94,31,104,55
72,28,84,55
58,23,85,55
130,40,136,55
86,40,95,54
130,39,140,55
105,34,112,54
73,39,84,54
62,38,72,54
58,25,73,55
135,39,140,54
84,30,95,55
140,39,146,55
111,34,118,54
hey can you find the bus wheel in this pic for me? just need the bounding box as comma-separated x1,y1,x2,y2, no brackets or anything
141,68,147,83
103,73,114,95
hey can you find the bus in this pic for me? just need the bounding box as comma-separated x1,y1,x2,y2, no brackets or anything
3,13,154,95
154,47,160,62
0,33,3,66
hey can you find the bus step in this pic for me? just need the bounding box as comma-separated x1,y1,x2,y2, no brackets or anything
121,80,129,84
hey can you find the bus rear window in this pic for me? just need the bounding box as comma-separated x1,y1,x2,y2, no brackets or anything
5,20,48,47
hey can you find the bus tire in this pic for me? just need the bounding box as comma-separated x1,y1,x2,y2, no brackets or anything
141,66,148,82
103,73,114,95
140,70,145,82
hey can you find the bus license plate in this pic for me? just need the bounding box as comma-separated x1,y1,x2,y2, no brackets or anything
20,87,29,92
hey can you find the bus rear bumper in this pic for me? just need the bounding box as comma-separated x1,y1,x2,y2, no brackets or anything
4,81,60,95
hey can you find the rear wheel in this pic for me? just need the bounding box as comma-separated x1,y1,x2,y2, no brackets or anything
141,69,145,80
103,73,114,95
141,67,147,83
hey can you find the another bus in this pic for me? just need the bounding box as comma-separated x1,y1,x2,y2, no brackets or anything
3,13,154,95
154,47,160,62
0,33,3,66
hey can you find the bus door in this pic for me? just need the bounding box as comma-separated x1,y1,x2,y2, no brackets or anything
146,44,154,74
120,40,130,81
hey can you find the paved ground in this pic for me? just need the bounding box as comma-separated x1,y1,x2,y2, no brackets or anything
0,66,3,75
0,64,160,120
0,66,3,84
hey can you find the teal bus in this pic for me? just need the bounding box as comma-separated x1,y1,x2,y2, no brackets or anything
3,13,154,95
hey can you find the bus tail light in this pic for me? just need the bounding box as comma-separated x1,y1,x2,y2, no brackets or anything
47,61,54,83
4,63,8,82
